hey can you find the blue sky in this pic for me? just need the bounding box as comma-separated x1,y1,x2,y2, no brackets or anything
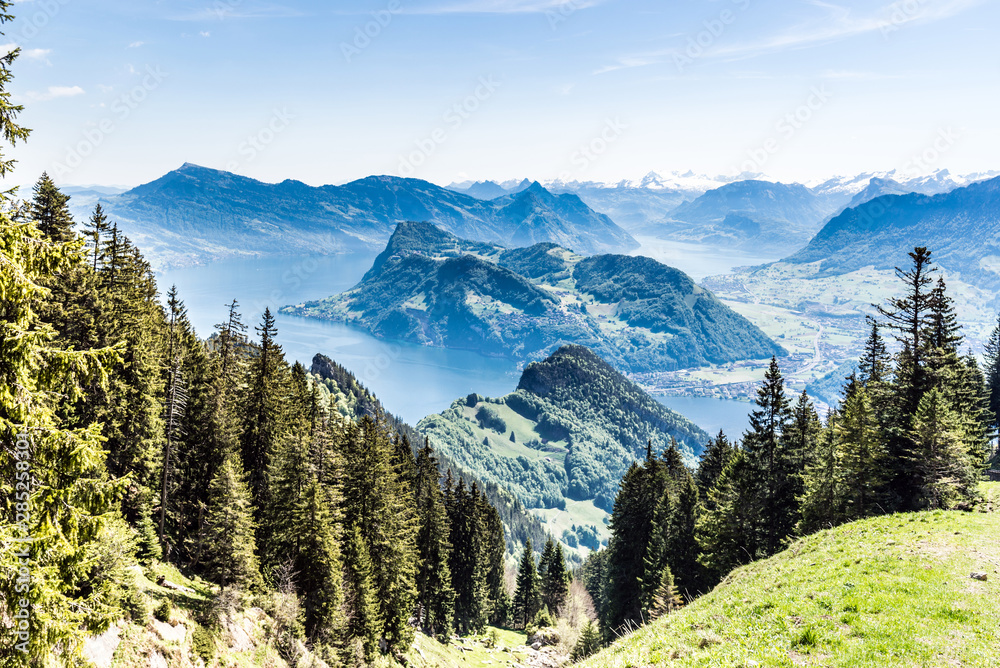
3,0,998,188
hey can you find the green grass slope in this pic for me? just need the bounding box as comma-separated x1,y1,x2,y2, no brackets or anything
582,486,1000,667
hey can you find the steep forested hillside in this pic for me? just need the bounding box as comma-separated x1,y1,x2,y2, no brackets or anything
418,345,709,556
283,222,784,372
91,164,636,266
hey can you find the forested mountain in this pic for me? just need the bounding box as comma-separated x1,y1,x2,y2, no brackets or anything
645,180,836,254
308,352,550,554
282,222,784,372
782,176,1000,296
88,164,636,266
418,344,709,556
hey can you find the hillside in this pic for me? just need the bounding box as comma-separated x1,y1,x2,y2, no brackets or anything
282,222,784,373
646,180,836,255
308,352,550,556
87,164,636,266
417,345,709,557
580,495,1000,667
781,175,1000,297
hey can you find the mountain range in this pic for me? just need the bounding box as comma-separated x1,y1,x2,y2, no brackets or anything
781,175,1000,297
280,222,785,373
417,344,709,554
71,163,637,266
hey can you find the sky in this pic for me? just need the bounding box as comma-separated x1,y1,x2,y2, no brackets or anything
2,0,998,189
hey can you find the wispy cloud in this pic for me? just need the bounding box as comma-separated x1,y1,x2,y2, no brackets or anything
128,41,145,48
24,85,85,102
409,0,602,15
171,3,306,21
594,0,985,74
0,43,52,64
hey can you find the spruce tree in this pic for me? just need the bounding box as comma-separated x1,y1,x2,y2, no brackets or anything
414,441,455,638
83,203,109,271
540,540,569,617
30,171,74,242
743,356,795,555
343,523,382,660
571,620,603,661
909,388,976,509
695,430,734,504
663,471,700,596
203,452,261,591
983,314,1000,437
836,380,887,520
696,450,758,583
513,540,541,629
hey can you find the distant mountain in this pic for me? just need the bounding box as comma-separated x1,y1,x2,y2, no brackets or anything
783,175,1000,294
281,222,784,373
417,344,710,554
87,164,636,266
449,178,532,200
641,180,836,255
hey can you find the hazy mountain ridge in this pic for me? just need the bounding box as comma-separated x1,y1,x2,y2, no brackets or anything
80,163,637,266
281,222,785,373
417,344,710,552
782,175,1000,296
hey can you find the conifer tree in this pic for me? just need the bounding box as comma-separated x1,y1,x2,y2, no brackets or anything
695,430,734,504
241,307,289,516
743,356,795,555
909,388,976,509
983,314,1000,437
696,450,758,583
540,539,569,617
836,380,886,520
513,540,541,628
414,441,455,638
203,452,261,590
343,523,382,660
30,171,74,242
663,471,700,596
83,203,109,271
798,412,844,533
571,620,603,661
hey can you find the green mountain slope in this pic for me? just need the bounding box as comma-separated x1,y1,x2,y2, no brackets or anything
417,345,709,558
581,496,1000,667
282,222,784,373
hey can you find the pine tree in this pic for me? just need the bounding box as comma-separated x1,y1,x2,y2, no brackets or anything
203,452,261,590
513,540,541,629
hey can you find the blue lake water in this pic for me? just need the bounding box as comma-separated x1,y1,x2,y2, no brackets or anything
157,245,754,435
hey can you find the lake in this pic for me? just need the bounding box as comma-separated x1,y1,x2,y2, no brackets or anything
157,244,754,436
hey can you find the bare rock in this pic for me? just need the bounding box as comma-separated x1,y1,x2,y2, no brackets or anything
971,572,988,581
82,624,120,668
